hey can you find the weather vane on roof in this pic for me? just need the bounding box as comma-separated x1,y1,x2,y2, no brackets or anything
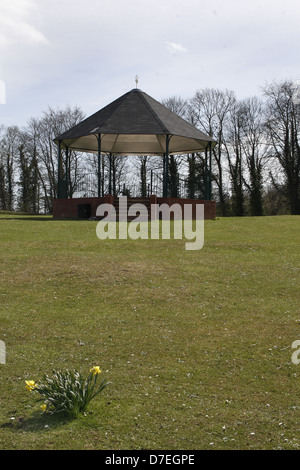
135,75,139,89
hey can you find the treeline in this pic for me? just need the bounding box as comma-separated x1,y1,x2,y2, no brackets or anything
0,106,85,214
162,79,300,216
0,79,300,216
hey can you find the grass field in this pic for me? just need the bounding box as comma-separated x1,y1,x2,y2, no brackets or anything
0,213,299,450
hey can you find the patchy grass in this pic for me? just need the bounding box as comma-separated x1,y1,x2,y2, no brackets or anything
0,214,299,450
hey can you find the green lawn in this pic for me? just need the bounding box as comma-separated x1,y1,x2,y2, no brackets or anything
0,214,299,450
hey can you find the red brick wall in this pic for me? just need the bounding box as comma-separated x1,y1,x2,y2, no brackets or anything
52,196,216,220
53,197,106,219
156,197,216,220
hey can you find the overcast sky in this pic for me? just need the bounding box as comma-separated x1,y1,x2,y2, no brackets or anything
1,0,300,127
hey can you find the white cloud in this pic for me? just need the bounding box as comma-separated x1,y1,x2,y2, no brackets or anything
2,0,300,127
0,0,49,48
165,41,188,55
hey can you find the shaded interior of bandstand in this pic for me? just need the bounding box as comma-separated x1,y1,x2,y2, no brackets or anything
53,148,216,221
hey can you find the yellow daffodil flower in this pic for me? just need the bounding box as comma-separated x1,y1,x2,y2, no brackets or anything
89,366,101,376
41,404,47,412
25,380,37,392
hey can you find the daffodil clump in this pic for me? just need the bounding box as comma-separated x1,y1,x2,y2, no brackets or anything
25,366,108,418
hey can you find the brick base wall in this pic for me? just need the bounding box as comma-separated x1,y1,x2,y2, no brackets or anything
52,197,106,219
52,196,216,220
156,197,216,220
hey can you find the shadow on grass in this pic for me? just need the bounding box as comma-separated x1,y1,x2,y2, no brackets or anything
0,217,54,222
0,411,74,432
0,217,91,221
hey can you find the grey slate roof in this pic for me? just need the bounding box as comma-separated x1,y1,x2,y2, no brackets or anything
54,89,216,155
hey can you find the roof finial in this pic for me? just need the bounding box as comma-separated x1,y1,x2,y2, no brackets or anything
135,75,139,89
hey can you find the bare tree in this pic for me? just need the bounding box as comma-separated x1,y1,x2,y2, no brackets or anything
190,88,236,215
25,106,85,211
224,101,245,216
161,96,189,197
0,125,21,210
91,153,129,196
161,96,188,119
237,97,268,216
263,80,300,215
140,155,147,197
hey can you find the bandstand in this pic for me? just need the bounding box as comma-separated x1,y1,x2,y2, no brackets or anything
53,88,216,220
